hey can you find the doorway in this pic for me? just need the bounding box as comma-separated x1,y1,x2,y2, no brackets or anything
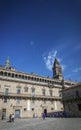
2,109,6,119
15,109,20,118
44,109,47,116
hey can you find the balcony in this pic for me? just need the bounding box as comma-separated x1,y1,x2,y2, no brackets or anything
0,92,61,100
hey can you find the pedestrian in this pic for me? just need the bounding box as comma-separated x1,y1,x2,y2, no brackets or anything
11,113,15,122
42,113,46,120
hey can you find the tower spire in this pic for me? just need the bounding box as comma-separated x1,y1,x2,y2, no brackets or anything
52,58,63,80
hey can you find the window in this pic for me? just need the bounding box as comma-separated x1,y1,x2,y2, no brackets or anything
17,88,21,94
15,74,18,78
22,75,24,79
4,98,7,103
8,73,11,77
19,75,21,78
4,88,9,95
42,89,45,96
24,86,28,92
31,87,35,96
0,71,3,76
4,72,7,76
12,73,14,78
16,98,20,104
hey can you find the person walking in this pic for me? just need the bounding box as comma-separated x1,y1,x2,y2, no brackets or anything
42,113,46,120
11,113,15,122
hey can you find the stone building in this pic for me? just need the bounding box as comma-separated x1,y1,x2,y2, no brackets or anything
0,58,76,119
61,83,81,117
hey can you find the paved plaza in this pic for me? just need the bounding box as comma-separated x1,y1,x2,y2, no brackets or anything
0,118,81,130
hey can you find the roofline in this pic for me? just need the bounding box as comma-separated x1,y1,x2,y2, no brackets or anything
61,82,81,91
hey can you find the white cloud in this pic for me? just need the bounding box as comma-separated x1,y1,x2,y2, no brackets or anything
73,67,81,73
43,50,57,71
43,49,66,71
61,65,66,71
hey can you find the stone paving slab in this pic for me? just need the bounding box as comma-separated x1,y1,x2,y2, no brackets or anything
0,118,81,130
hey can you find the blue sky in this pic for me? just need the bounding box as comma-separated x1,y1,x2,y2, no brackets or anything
0,0,81,82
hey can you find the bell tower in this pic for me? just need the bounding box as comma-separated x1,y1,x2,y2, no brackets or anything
52,58,63,80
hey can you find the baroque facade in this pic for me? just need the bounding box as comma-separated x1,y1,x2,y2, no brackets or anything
0,58,76,119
